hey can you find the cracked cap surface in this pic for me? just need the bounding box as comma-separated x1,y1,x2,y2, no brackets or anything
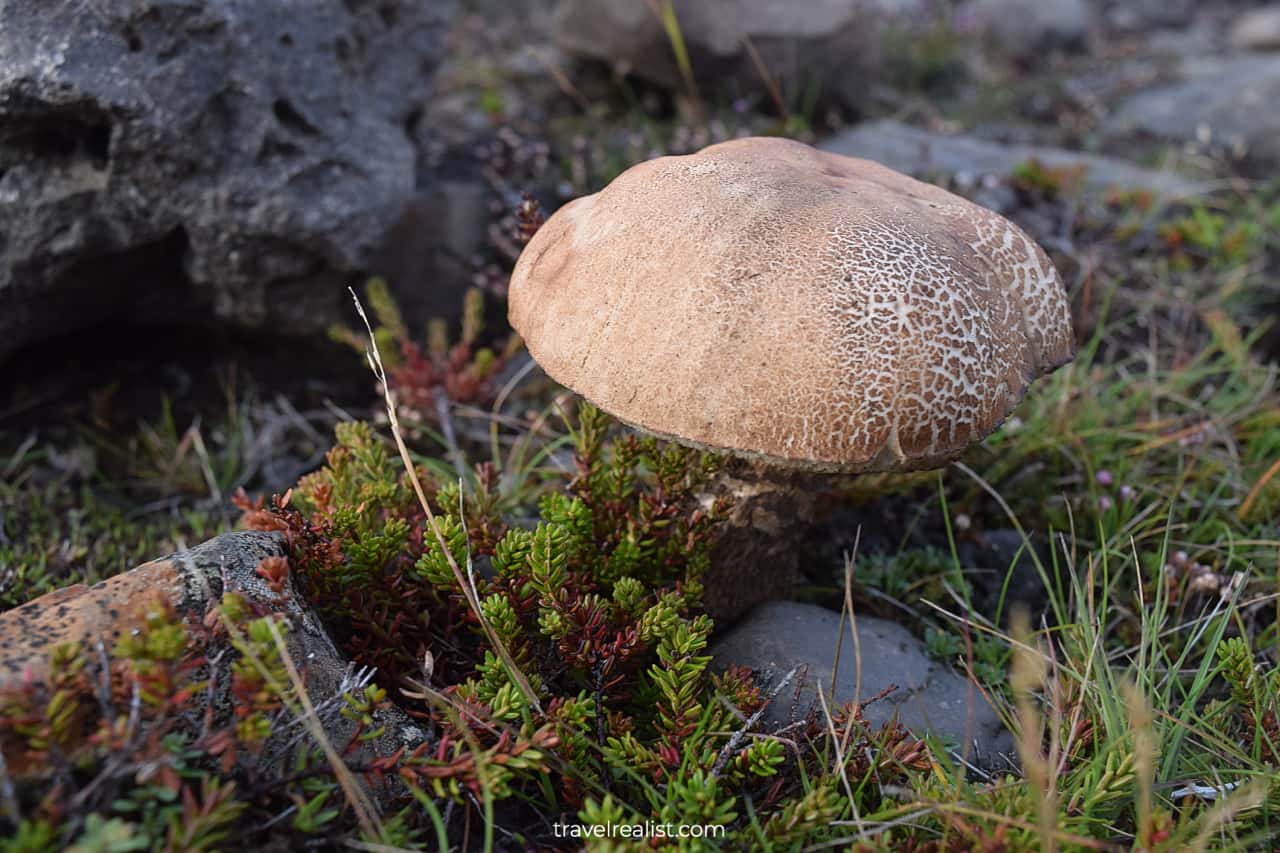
509,136,1075,472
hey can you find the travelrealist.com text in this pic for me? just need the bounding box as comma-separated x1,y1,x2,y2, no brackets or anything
551,821,727,840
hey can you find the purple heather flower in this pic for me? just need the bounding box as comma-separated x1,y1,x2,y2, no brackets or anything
1095,469,1114,487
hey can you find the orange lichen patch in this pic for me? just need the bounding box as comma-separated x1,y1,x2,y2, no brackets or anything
0,559,183,689
0,533,401,784
510,136,1074,472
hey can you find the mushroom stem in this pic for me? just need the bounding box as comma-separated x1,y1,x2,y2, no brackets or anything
699,458,825,626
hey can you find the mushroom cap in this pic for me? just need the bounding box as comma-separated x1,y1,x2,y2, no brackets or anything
509,136,1074,472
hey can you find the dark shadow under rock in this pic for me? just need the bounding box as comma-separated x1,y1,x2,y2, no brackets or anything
959,528,1056,618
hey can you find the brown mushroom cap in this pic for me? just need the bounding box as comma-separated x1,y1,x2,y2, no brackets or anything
509,136,1074,472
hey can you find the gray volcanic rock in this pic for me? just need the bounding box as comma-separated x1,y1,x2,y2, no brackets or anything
552,0,925,112
822,120,1211,200
0,0,455,361
970,0,1092,57
1102,0,1200,31
1102,56,1280,175
710,601,1013,765
1229,6,1280,52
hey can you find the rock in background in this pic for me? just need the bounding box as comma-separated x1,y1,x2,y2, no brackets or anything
1228,5,1280,52
969,0,1092,59
1102,55,1280,176
822,119,1211,202
551,0,927,113
0,0,456,363
710,600,1013,766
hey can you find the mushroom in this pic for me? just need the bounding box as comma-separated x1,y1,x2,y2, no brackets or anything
508,136,1074,623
